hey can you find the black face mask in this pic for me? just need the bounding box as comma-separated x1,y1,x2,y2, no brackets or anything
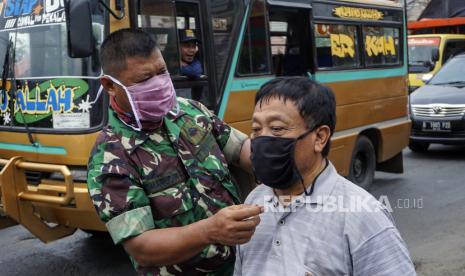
250,129,313,190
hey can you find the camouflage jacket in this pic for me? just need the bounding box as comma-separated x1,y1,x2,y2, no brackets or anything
87,98,248,276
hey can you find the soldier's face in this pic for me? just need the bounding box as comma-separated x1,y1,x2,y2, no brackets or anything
101,49,168,113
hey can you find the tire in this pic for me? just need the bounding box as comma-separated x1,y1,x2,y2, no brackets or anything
408,141,430,153
348,136,376,190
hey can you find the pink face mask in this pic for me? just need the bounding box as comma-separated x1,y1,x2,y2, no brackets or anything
105,72,177,131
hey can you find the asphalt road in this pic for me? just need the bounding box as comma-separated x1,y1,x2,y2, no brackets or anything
0,145,464,275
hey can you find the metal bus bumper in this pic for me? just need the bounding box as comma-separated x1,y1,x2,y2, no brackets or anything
0,157,106,242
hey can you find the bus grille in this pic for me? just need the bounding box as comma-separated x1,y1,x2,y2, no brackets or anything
412,104,465,118
25,171,48,185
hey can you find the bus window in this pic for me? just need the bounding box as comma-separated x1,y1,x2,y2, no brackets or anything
138,0,211,106
176,2,205,79
210,0,244,86
0,2,104,130
363,26,401,66
442,40,465,63
138,0,180,75
174,2,209,104
268,7,309,76
237,0,271,76
315,24,360,69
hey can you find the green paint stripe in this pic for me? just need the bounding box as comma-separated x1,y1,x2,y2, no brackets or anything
228,67,406,92
0,142,67,155
315,67,407,83
218,5,250,119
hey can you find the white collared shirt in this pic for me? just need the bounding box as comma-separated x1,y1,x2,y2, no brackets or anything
235,161,416,276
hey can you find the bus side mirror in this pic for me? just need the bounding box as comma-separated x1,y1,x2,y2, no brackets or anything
65,0,94,58
431,48,439,62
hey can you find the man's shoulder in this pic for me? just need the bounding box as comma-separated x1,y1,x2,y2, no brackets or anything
89,126,126,165
333,176,398,247
177,97,212,117
244,184,272,205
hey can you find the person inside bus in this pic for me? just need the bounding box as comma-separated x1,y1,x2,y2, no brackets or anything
179,29,203,79
234,77,416,276
87,28,261,275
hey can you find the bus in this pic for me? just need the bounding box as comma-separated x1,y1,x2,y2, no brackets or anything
408,34,465,92
0,0,409,242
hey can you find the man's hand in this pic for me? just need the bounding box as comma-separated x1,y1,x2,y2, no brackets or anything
204,204,263,246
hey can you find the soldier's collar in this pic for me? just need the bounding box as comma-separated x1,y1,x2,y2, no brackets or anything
108,105,186,155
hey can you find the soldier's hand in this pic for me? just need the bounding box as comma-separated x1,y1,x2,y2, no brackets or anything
204,204,263,246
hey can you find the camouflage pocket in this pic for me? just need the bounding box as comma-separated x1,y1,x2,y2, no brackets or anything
180,116,212,161
143,167,186,194
150,182,195,222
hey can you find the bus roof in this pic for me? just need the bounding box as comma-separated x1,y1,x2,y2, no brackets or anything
336,0,403,8
408,34,465,39
408,17,465,30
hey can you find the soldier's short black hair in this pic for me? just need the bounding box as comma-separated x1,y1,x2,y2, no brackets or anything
255,77,336,157
100,28,157,76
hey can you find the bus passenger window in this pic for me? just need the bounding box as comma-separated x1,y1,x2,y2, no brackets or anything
268,8,309,76
237,0,271,76
315,24,360,69
138,0,180,75
363,26,401,66
176,3,206,80
173,2,210,105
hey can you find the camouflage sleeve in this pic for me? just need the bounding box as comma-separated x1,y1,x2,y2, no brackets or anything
188,99,248,165
87,137,154,244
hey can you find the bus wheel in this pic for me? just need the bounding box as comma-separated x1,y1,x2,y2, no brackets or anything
408,141,429,153
348,136,376,190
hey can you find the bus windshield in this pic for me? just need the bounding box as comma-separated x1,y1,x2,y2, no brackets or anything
408,37,440,73
0,1,105,132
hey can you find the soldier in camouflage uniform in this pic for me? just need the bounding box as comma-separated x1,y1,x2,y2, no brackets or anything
87,29,262,275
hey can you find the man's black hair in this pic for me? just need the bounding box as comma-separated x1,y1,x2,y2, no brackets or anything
255,77,336,157
100,28,157,76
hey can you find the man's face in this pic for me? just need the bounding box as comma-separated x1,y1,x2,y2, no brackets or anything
180,41,199,64
251,97,320,176
101,49,167,113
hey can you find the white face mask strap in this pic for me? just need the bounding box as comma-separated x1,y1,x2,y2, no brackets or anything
104,74,143,131
91,85,104,105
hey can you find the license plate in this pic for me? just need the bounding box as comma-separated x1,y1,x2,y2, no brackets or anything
422,121,451,131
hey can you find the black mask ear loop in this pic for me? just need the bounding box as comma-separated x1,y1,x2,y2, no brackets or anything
302,159,329,196
295,125,322,196
295,127,317,196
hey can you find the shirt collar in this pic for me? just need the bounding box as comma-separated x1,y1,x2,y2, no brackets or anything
304,160,338,205
264,160,338,207
107,102,185,155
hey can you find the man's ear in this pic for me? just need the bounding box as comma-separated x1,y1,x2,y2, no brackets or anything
314,125,331,154
100,77,116,97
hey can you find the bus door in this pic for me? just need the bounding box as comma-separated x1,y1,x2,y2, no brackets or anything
137,0,216,109
267,1,313,77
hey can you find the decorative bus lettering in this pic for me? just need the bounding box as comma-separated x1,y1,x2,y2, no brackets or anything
14,83,75,114
330,34,355,58
3,0,39,17
1,0,65,29
365,35,396,57
1,78,89,124
333,6,384,21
